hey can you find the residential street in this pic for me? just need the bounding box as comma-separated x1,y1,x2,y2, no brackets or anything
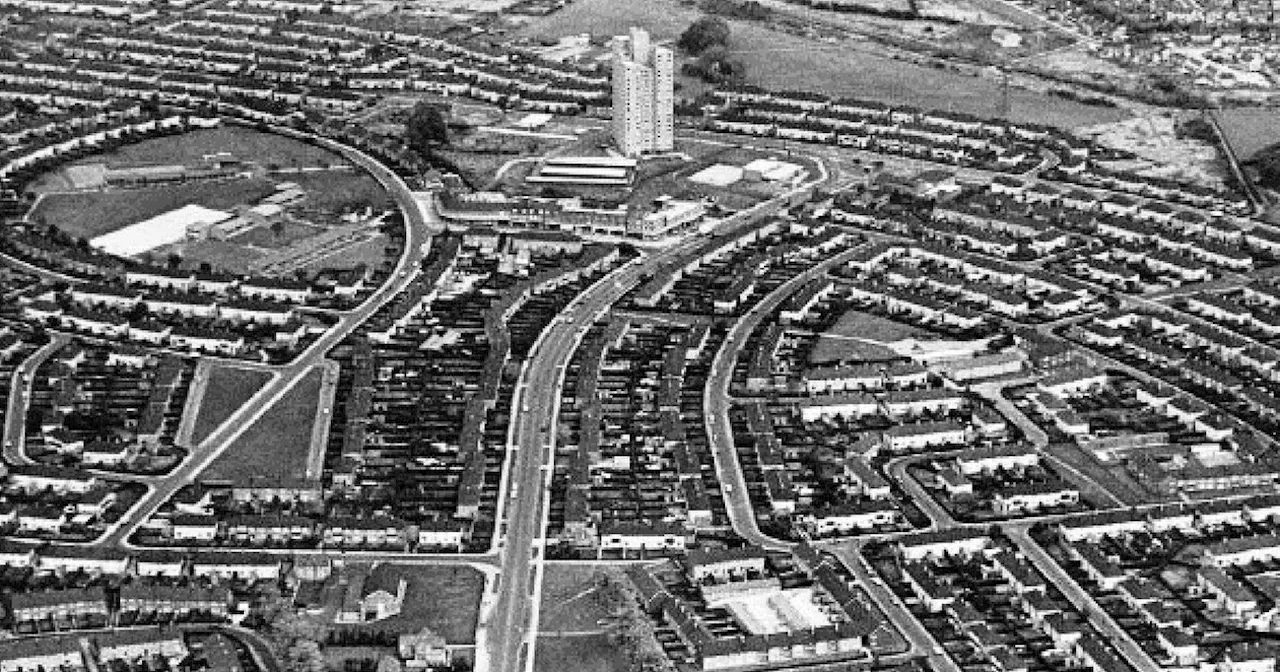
1007,525,1162,672
827,543,962,672
96,135,439,548
703,243,871,550
2,335,69,468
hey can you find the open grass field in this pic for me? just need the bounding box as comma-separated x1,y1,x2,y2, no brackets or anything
186,364,273,446
808,337,899,364
29,178,277,241
516,0,1130,130
539,565,621,633
1215,107,1280,161
808,311,920,363
82,125,346,170
339,564,484,644
724,30,1128,130
295,232,392,273
281,169,395,214
514,0,701,42
175,240,268,275
826,309,924,342
534,633,628,672
202,366,322,484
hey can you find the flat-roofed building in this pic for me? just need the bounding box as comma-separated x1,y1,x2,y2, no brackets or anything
611,27,673,156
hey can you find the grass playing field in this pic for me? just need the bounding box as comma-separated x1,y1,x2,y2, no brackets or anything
29,179,278,241
87,125,346,170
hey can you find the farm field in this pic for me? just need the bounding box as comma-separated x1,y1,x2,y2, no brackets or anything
1215,106,1280,161
515,0,1130,129
28,179,277,241
185,364,274,447
202,366,322,484
338,564,485,644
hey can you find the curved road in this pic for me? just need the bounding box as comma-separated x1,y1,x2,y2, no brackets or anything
2,336,69,467
97,135,439,547
703,243,871,549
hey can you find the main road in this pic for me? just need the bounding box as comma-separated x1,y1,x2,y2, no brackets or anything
484,253,672,672
98,135,439,547
485,158,842,672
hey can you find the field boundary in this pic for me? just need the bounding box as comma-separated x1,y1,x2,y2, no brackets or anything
174,358,214,448
179,360,276,449
306,360,340,480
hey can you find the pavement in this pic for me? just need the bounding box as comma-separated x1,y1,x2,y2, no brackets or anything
1006,525,1162,672
95,134,439,548
971,379,1047,448
486,148,838,672
12,121,1246,672
305,360,341,481
972,379,1129,508
483,255,661,672
884,456,954,531
2,335,70,468
826,543,961,672
703,243,871,550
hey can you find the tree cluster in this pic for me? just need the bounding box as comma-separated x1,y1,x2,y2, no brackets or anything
267,609,331,672
681,47,747,85
1248,144,1280,191
404,101,450,157
593,572,674,672
677,16,730,55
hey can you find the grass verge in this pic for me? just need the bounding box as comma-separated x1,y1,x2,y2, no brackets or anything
187,364,273,446
202,366,321,483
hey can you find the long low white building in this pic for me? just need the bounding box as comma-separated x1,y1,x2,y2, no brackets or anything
90,204,232,257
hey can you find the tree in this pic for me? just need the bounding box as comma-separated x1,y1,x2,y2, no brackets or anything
683,45,747,84
404,102,450,156
678,16,730,55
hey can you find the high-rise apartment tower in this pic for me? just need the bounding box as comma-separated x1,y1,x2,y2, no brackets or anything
611,27,674,157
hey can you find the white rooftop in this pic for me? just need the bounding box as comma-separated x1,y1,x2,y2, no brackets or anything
515,113,554,129
90,204,231,257
720,587,835,635
543,155,637,168
249,203,284,218
689,163,743,187
743,158,805,183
